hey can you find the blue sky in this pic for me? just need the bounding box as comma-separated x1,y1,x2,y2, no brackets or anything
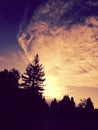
0,0,44,55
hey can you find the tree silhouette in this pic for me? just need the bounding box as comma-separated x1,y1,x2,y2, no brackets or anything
85,98,94,112
0,68,20,94
59,95,76,119
0,68,20,130
50,98,58,118
70,97,76,110
78,98,94,111
0,58,98,129
21,54,45,96
18,54,46,129
78,98,87,109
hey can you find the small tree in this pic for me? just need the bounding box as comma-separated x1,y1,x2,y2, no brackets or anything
21,54,45,96
78,98,87,109
85,98,94,112
50,98,58,117
78,98,94,111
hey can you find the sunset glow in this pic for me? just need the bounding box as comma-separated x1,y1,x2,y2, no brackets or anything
0,0,98,107
18,15,98,101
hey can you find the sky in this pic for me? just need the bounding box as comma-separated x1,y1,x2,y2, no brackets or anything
0,0,98,107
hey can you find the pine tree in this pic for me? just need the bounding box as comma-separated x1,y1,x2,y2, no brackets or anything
21,54,45,96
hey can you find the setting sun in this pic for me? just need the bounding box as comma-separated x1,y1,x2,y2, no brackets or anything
44,76,63,99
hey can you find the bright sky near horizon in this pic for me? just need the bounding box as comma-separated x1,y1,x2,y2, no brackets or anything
0,0,98,107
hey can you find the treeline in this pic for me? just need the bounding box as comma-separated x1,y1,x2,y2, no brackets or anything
0,54,98,130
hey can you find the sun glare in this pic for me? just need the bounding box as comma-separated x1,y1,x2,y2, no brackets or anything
43,76,63,99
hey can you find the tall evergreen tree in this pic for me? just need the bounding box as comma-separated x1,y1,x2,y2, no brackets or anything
21,54,45,96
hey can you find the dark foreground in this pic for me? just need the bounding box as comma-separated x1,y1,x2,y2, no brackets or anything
0,69,98,130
